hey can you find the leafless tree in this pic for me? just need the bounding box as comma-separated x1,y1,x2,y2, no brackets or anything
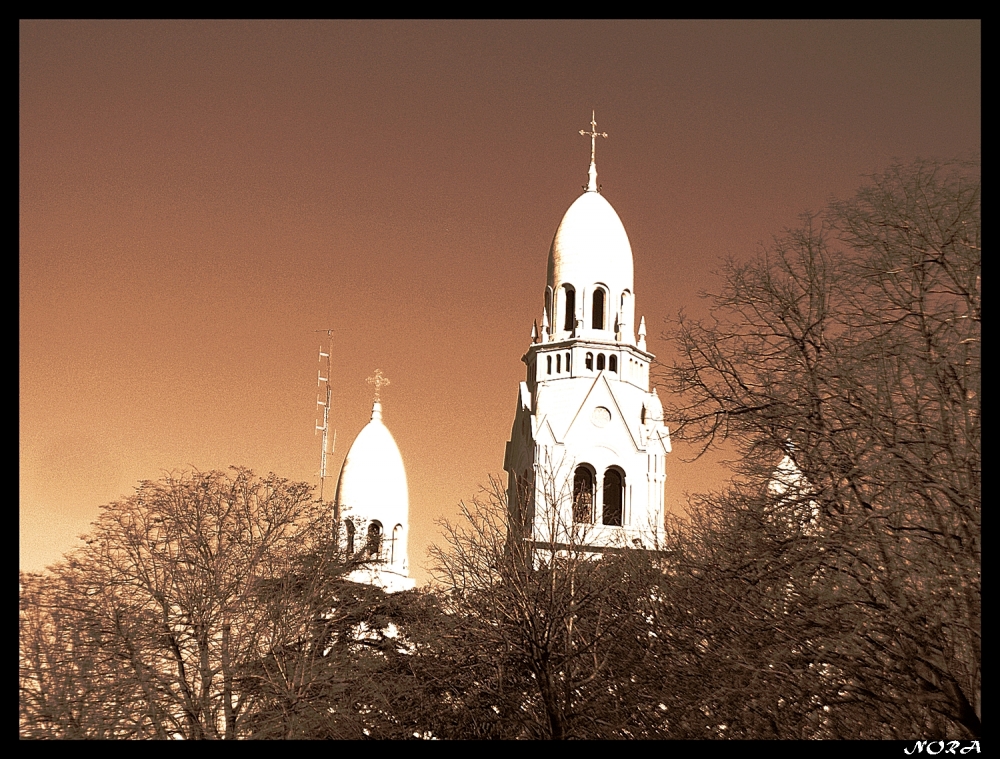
428,474,669,739
19,468,359,739
662,158,980,738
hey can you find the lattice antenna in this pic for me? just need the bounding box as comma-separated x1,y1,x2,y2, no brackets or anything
314,329,341,501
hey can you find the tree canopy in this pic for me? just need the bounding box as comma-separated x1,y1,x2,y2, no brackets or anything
20,468,355,739
662,157,980,737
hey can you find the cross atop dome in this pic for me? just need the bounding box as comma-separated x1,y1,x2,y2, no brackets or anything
366,369,391,402
579,110,608,192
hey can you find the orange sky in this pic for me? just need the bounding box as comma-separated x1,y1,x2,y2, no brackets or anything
20,20,981,584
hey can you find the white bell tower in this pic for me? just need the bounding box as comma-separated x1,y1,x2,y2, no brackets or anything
334,370,416,592
503,113,672,555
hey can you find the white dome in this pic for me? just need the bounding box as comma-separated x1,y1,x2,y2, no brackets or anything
545,190,636,343
334,402,409,526
547,191,634,289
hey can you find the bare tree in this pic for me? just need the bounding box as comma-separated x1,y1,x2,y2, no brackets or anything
19,468,356,739
663,158,980,738
428,474,669,739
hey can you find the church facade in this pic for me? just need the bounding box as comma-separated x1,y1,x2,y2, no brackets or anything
504,115,672,556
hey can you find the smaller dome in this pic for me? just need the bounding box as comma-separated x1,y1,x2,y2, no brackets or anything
334,402,409,527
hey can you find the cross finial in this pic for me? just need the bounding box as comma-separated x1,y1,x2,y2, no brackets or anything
579,110,608,191
366,369,391,402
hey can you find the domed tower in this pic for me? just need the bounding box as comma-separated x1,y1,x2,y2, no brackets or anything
334,371,415,592
503,113,672,556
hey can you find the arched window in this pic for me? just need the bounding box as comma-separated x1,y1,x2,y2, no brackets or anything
562,285,576,332
391,524,403,565
545,286,553,333
573,466,594,523
585,352,594,370
556,354,561,373
547,356,552,375
602,469,624,526
366,521,383,559
566,352,571,372
609,355,618,373
597,353,606,371
345,520,355,555
592,288,606,329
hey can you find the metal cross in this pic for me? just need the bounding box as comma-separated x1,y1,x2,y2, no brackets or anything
579,110,608,165
366,369,391,402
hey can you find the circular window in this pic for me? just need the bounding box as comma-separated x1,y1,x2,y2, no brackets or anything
591,406,611,428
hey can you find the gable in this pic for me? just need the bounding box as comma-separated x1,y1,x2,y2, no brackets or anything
561,374,642,453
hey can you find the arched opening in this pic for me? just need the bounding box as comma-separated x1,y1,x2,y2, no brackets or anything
391,524,403,565
366,521,383,560
609,355,618,373
592,288,606,329
545,286,553,333
566,352,571,372
620,290,632,322
597,353,606,371
562,285,576,332
602,469,624,526
556,354,561,373
585,352,594,370
345,520,355,555
547,356,552,375
573,466,594,524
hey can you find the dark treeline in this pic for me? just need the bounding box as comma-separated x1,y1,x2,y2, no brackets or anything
20,158,978,739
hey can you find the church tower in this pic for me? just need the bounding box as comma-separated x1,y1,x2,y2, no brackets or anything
334,371,416,592
503,114,672,556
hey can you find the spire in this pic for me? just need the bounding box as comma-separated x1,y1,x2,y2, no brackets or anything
638,316,647,351
579,110,608,192
531,320,539,343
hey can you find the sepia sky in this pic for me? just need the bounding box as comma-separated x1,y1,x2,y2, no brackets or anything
20,20,980,583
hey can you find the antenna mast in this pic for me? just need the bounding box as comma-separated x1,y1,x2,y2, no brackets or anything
314,329,337,502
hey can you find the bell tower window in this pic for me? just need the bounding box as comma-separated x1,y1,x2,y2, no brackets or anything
573,466,594,523
597,354,606,371
602,469,624,526
366,521,383,560
563,285,576,332
592,288,606,329
391,524,403,565
545,286,553,334
345,520,355,555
